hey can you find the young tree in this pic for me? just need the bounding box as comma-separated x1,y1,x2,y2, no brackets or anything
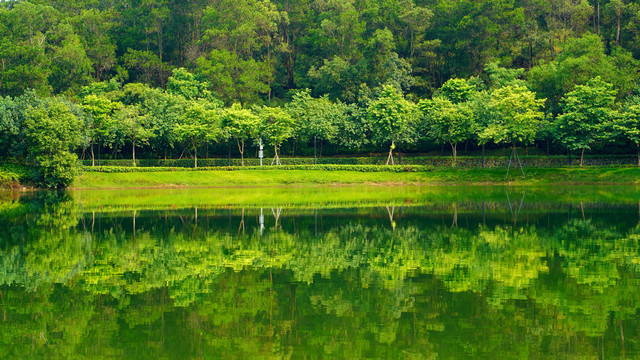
553,77,619,166
420,97,475,167
221,104,260,166
480,85,545,174
615,98,640,166
24,99,85,188
256,106,294,165
367,85,417,165
114,105,154,167
286,90,340,161
175,102,221,168
82,94,120,166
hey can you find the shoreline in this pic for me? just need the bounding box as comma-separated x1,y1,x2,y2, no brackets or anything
3,166,640,190
69,167,640,190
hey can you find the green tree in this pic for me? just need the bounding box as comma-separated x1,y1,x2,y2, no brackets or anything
480,85,545,171
114,105,154,167
81,94,120,166
367,85,417,165
420,97,475,167
286,90,341,159
256,106,294,165
166,67,212,100
553,77,619,166
615,98,640,166
24,99,85,188
221,104,260,166
175,102,221,168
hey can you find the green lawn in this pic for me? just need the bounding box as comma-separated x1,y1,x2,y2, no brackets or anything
71,167,640,189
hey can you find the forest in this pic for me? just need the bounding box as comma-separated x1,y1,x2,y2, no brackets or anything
2,0,640,187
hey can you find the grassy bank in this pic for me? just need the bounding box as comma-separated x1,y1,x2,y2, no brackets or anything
70,166,640,189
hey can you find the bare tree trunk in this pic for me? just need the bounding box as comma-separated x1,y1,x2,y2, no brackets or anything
580,148,584,167
91,141,95,167
451,142,457,168
237,139,245,167
273,144,280,165
617,12,621,45
637,144,639,167
132,140,136,167
194,145,198,168
386,138,395,165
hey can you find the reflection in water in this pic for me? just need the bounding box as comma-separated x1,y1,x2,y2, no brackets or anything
1,188,640,358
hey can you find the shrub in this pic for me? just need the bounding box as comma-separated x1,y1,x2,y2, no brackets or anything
83,164,433,173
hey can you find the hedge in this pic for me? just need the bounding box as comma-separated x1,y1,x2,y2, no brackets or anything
83,164,433,173
82,155,638,168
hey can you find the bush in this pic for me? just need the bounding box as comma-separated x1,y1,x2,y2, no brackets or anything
83,164,433,173
34,152,79,189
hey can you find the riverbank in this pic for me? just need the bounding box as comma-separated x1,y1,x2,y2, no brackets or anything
69,166,640,189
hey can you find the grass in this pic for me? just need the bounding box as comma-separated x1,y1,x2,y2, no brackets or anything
70,166,640,190
68,184,640,213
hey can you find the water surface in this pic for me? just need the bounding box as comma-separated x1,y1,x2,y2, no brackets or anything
1,186,640,359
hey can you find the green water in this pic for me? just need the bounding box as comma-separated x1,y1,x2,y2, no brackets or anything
1,186,640,359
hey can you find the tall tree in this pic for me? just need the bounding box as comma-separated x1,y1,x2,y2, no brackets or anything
480,85,545,172
175,101,221,168
420,97,475,167
554,77,619,166
221,104,260,166
367,85,417,165
256,106,294,165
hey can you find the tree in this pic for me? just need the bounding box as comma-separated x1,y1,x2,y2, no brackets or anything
286,90,341,160
175,102,221,168
114,105,154,167
196,49,271,105
527,34,638,113
439,78,476,104
479,85,545,174
221,104,260,166
81,94,120,166
24,99,85,188
367,85,416,165
420,97,475,167
615,97,640,166
166,67,212,100
554,77,619,166
256,106,294,165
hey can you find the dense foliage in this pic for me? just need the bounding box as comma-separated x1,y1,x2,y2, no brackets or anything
2,0,640,186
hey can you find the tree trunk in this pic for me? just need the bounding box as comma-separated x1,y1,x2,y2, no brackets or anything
132,140,136,167
481,144,485,168
91,141,95,167
386,138,395,165
617,12,621,46
194,145,198,168
451,142,457,168
273,144,280,165
580,148,584,167
637,144,639,167
237,139,245,167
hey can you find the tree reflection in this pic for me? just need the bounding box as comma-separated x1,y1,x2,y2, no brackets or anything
1,191,640,357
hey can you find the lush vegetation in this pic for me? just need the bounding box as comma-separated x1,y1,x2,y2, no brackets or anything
2,0,640,187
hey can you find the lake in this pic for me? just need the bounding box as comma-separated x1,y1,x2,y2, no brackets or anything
1,186,640,359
